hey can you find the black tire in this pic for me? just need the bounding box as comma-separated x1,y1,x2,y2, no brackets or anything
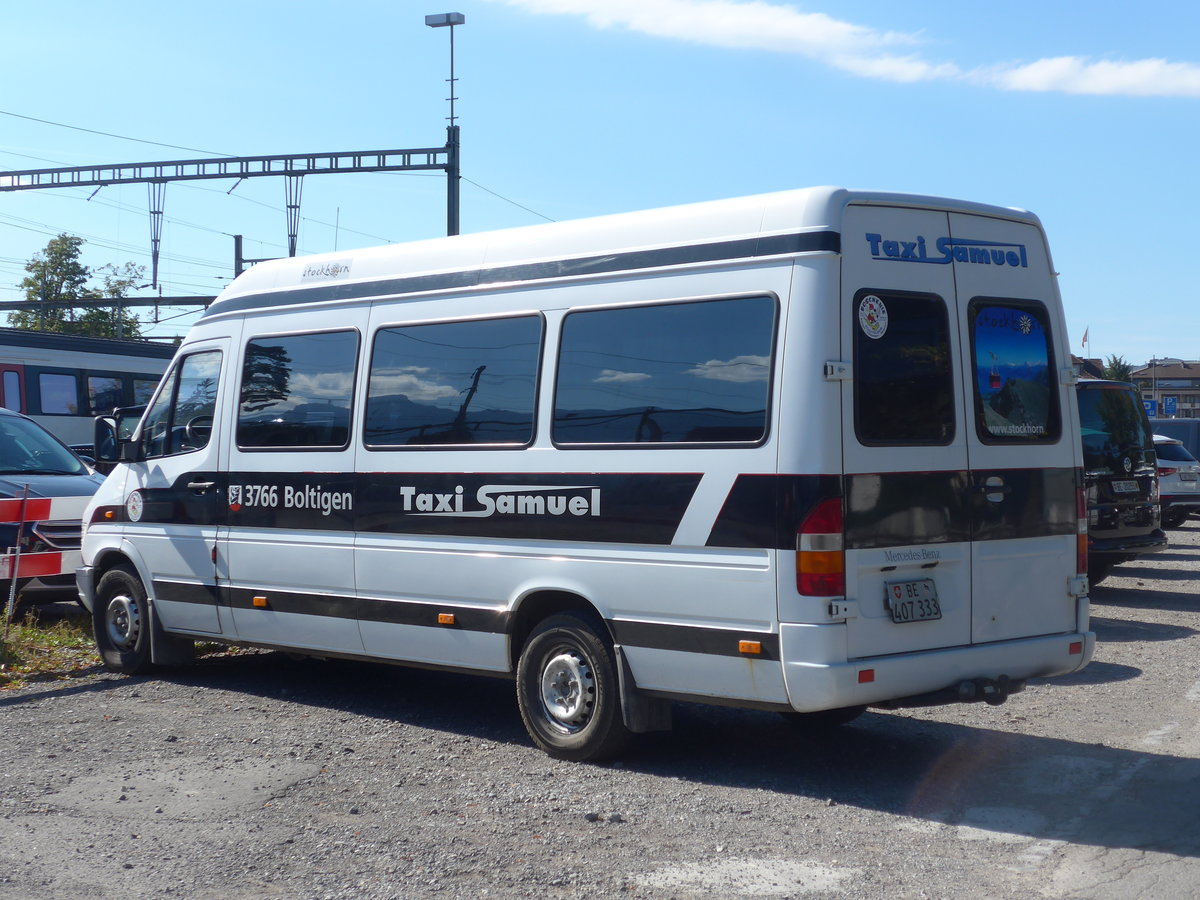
779,705,867,730
516,612,632,761
1088,559,1118,586
93,564,154,674
1163,508,1189,529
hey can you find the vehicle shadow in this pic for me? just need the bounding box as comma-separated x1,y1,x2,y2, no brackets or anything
1089,615,1198,643
1147,551,1200,563
1028,659,1141,686
15,650,1192,861
1103,564,1200,583
1090,584,1200,613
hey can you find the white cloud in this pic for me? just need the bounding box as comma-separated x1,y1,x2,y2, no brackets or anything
494,0,1200,98
369,370,461,405
976,56,1200,97
686,355,770,383
595,368,652,383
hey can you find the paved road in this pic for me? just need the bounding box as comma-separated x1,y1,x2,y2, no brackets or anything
1,526,1198,899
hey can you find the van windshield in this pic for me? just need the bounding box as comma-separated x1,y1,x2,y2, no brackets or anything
1077,384,1153,471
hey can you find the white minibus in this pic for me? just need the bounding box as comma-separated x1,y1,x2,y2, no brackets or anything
79,187,1094,760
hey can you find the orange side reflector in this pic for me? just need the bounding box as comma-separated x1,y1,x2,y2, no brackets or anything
104,509,115,520
252,596,269,609
858,669,875,684
437,612,456,626
1069,641,1083,655
738,640,762,655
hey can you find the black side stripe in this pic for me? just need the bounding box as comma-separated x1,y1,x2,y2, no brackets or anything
153,580,219,607
609,620,780,661
202,230,842,319
152,579,778,660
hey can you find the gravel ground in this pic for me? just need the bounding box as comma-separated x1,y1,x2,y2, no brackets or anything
2,525,1199,899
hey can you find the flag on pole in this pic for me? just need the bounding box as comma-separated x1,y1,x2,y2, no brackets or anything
1081,327,1089,349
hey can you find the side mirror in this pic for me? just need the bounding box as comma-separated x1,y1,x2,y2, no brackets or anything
93,416,122,463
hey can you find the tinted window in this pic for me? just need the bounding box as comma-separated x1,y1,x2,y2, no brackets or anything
554,296,774,446
0,414,87,476
133,379,159,405
854,291,953,445
38,373,78,415
1078,384,1153,470
238,330,358,449
1155,441,1196,463
970,300,1060,443
141,350,222,458
87,375,123,415
365,316,541,447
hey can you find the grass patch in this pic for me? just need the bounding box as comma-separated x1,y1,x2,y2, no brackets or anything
0,607,259,690
1,608,100,690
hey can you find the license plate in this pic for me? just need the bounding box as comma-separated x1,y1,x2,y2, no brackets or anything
885,578,942,624
1182,472,1198,482
1112,480,1138,493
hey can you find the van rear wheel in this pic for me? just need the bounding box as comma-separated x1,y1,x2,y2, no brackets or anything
516,612,632,761
93,564,154,674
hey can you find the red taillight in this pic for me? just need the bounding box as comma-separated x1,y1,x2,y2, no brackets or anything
1076,486,1088,577
797,497,844,596
1158,467,1178,477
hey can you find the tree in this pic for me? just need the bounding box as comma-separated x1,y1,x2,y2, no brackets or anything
11,234,91,332
8,235,145,339
1102,354,1133,382
89,262,147,339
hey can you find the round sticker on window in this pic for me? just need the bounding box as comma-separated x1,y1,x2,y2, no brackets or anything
858,295,888,340
126,490,144,523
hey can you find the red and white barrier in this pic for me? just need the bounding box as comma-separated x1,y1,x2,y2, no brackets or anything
0,495,91,581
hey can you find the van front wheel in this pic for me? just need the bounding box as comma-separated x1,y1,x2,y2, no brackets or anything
516,612,632,761
93,564,154,674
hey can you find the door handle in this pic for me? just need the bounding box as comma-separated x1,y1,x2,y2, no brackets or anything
976,477,1012,501
187,481,216,491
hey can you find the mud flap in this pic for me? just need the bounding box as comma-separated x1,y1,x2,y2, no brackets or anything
614,644,672,733
148,599,196,667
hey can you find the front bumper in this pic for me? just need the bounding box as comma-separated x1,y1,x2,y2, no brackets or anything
75,565,96,613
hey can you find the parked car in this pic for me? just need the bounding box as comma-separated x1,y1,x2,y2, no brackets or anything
1076,380,1167,584
1154,434,1200,528
0,406,105,609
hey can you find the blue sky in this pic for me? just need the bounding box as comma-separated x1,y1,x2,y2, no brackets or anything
2,0,1198,365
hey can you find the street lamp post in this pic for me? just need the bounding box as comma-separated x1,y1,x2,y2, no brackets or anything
426,12,465,236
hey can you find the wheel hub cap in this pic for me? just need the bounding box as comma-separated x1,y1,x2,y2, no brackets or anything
540,651,593,732
106,595,141,651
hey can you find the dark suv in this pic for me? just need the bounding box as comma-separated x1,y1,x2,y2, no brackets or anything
1076,379,1167,584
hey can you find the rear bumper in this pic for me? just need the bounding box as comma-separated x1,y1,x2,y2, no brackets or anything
1160,495,1200,510
1089,529,1168,556
780,623,1094,712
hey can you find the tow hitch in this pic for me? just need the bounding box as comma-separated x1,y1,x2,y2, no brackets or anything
875,675,1026,710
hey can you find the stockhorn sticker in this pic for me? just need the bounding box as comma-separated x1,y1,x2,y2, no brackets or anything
858,295,888,340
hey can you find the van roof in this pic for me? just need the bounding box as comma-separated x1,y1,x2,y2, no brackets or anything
205,187,1041,320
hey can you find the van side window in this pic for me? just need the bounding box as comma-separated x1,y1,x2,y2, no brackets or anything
365,315,541,447
238,330,358,450
969,300,1060,443
141,350,222,458
554,296,775,446
853,290,954,445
